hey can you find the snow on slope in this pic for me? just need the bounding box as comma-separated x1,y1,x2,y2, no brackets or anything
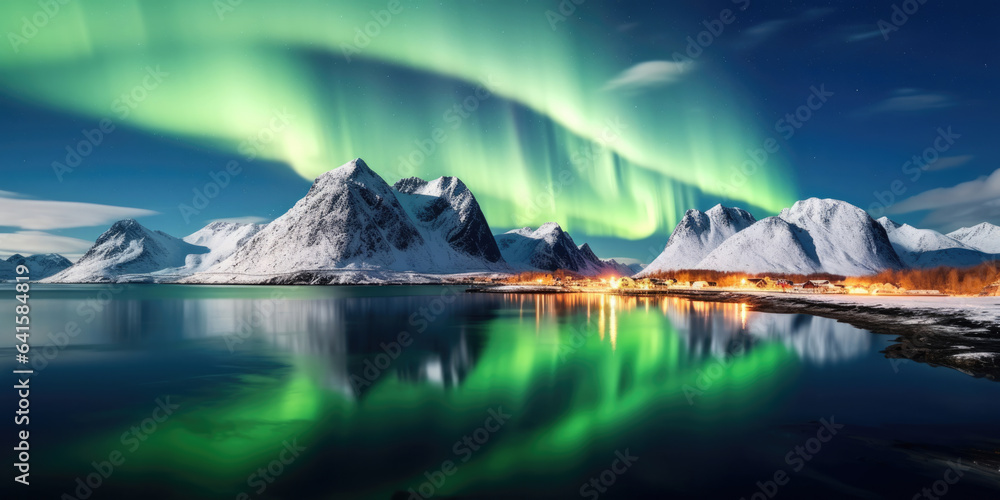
392,176,504,264
160,221,265,274
4,254,72,280
496,223,624,276
2,254,74,281
878,218,994,268
776,198,902,275
948,223,1000,254
696,217,824,274
45,219,208,283
638,204,756,276
200,159,506,282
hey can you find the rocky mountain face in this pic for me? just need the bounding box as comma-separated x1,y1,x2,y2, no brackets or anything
203,158,508,283
496,223,628,276
393,175,504,264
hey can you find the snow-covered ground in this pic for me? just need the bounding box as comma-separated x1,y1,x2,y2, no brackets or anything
772,293,1000,325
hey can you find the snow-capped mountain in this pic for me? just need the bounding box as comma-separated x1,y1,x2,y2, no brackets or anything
655,198,902,276
638,204,757,276
2,253,72,280
496,223,627,276
877,218,994,268
696,217,824,274
392,176,504,264
774,198,902,275
948,223,1000,254
201,158,507,283
46,219,208,283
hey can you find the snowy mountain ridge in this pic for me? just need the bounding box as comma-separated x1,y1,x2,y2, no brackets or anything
46,219,209,283
2,253,72,280
638,204,757,276
877,218,997,269
948,223,1000,254
496,222,629,276
201,159,510,283
644,198,905,276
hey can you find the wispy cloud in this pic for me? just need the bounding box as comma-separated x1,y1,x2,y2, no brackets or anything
604,61,689,91
735,7,834,49
859,88,957,115
0,192,157,230
0,231,93,261
924,154,974,172
888,168,1000,231
846,29,884,42
208,216,271,225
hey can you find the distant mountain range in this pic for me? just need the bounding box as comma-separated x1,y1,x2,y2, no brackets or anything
21,158,1000,283
0,253,72,280
43,158,631,284
642,198,998,277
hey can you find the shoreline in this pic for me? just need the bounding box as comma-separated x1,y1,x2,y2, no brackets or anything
471,286,1000,381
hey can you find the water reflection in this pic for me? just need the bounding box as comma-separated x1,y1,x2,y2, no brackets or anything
22,286,876,499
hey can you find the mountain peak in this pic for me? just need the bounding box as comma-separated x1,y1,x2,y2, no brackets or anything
536,222,564,234
316,158,379,184
109,218,143,231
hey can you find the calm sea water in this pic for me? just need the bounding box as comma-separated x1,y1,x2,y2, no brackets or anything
3,284,999,499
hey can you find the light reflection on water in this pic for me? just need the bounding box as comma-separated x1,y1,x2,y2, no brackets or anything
4,285,997,499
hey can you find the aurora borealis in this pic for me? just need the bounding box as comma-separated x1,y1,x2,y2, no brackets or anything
1,0,997,259
0,0,799,245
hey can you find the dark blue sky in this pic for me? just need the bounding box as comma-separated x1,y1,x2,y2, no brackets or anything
0,0,997,262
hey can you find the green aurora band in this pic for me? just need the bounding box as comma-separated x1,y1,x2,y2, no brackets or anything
1,0,797,239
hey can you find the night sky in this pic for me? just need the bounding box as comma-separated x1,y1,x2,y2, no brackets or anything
1,0,997,263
